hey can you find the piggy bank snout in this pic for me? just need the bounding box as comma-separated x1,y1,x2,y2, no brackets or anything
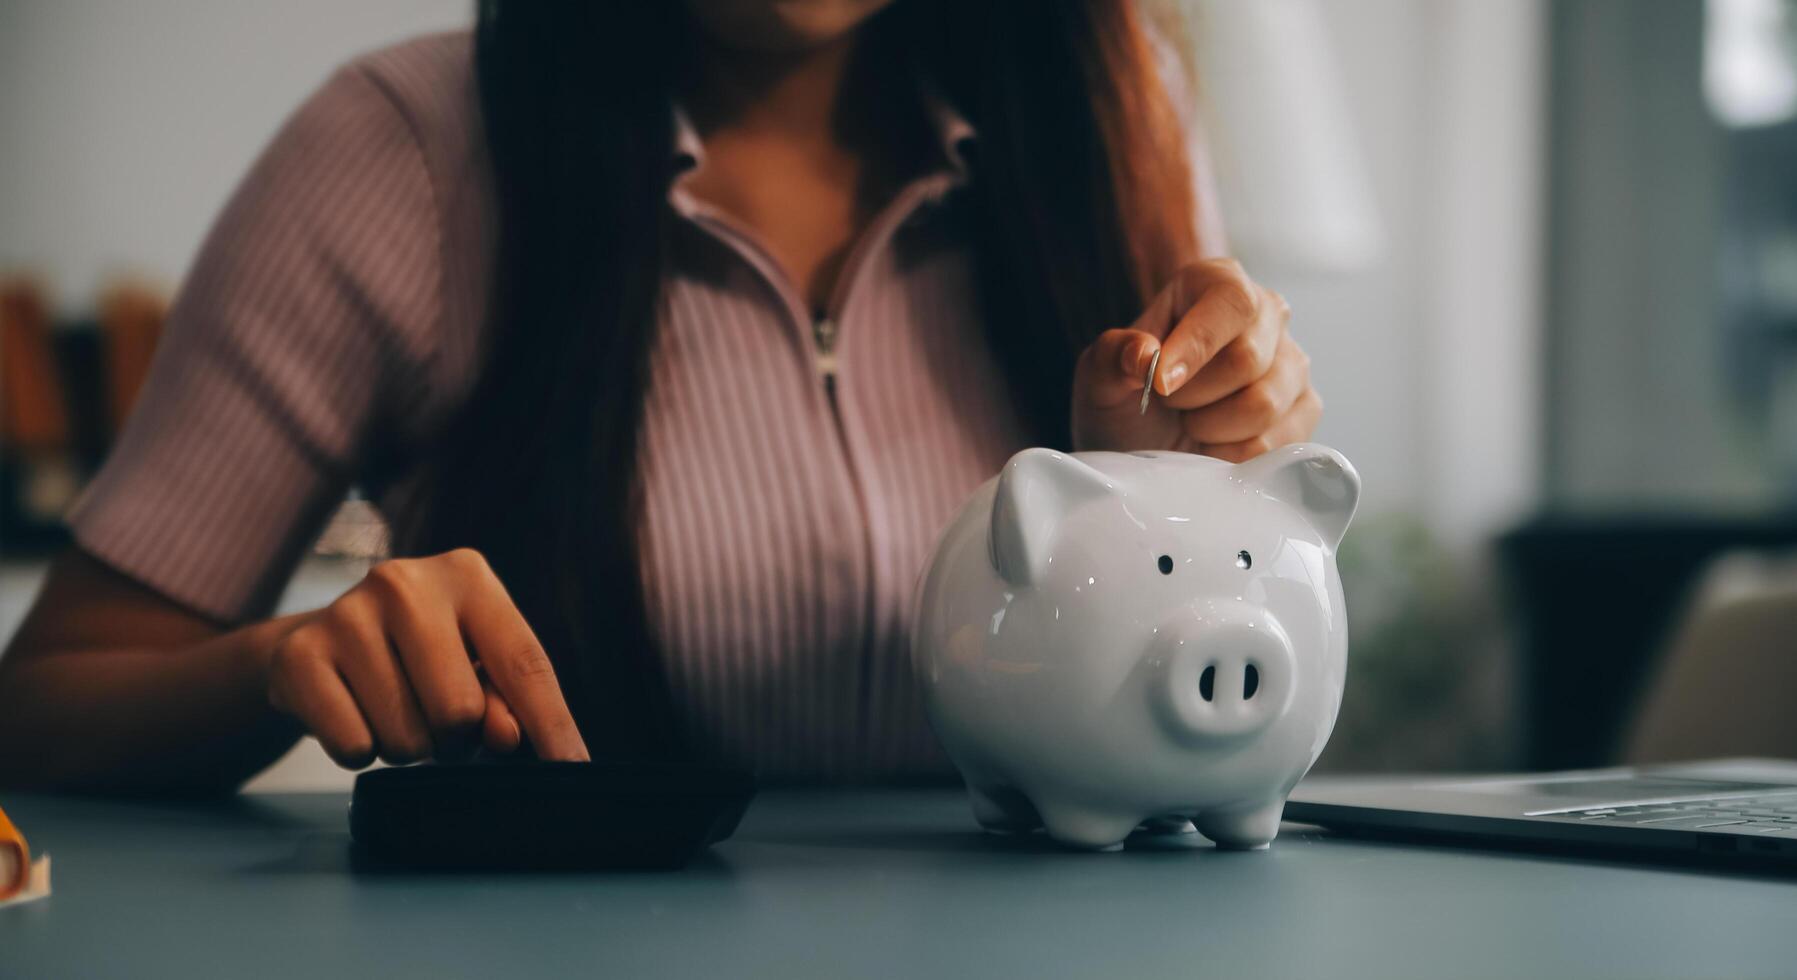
1152,602,1297,743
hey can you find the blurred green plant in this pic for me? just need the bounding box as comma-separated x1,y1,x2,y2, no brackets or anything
1312,513,1517,773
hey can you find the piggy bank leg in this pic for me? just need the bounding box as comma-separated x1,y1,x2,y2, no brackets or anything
967,784,1042,834
1195,800,1286,851
1139,815,1199,836
1035,801,1140,851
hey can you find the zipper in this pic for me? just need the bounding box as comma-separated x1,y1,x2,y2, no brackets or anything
676,172,951,395
812,314,840,387
672,173,955,765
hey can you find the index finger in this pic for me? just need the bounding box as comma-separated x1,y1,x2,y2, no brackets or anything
1145,261,1260,396
450,551,591,762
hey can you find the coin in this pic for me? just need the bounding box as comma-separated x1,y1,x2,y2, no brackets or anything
1139,346,1161,415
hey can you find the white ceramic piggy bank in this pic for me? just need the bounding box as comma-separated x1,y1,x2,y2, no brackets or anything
911,444,1359,850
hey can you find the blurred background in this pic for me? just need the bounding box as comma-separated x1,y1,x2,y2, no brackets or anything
2,0,1795,788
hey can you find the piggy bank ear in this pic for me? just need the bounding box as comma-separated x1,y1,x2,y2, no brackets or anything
990,449,1115,585
1234,443,1361,550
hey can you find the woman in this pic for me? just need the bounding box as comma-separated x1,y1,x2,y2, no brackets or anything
0,0,1318,791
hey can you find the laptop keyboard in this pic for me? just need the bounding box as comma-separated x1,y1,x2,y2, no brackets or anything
1559,792,1797,835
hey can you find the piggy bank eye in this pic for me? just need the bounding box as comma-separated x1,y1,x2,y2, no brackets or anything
1235,550,1253,570
1156,554,1174,575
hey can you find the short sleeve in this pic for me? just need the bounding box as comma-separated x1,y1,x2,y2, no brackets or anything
67,62,441,623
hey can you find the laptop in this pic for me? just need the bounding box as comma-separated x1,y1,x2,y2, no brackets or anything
1285,758,1797,868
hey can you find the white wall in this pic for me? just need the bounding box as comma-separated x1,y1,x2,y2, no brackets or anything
1224,0,1546,546
1247,0,1433,522
0,0,471,310
1418,0,1547,544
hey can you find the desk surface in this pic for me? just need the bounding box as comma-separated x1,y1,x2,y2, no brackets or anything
3,788,1796,979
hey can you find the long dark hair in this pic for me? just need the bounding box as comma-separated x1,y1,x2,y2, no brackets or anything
401,0,1199,761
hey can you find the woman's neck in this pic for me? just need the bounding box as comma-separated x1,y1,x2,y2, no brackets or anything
681,33,861,149
676,23,925,310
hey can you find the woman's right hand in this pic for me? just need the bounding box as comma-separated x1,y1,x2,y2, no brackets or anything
262,548,590,769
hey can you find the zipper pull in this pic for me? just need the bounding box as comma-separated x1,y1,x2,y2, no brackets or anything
813,314,839,381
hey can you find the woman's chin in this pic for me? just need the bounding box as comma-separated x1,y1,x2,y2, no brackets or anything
683,0,898,55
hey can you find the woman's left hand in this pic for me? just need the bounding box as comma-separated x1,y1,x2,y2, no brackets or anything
1071,258,1321,462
